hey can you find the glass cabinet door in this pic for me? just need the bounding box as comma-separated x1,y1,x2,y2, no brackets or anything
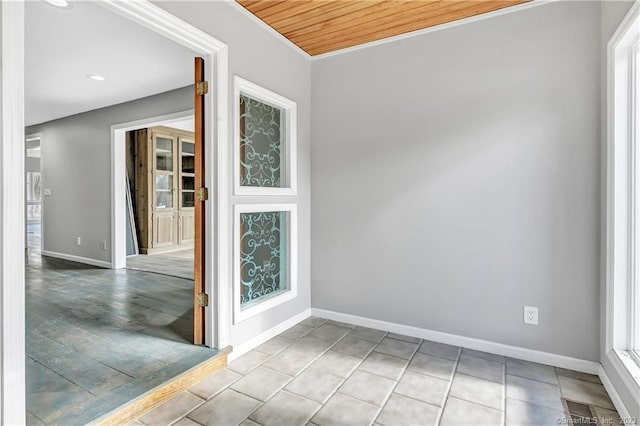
155,136,174,171
155,174,174,209
153,133,176,210
180,139,195,209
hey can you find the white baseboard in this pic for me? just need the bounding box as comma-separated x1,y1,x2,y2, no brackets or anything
311,308,599,375
228,308,311,362
598,364,632,420
41,250,112,269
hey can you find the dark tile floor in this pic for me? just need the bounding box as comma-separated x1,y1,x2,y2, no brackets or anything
25,231,217,425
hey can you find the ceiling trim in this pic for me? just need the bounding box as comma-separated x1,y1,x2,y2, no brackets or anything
225,0,311,60
311,0,555,61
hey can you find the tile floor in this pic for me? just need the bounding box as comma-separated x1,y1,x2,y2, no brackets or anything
127,248,195,280
26,239,217,425
133,317,622,426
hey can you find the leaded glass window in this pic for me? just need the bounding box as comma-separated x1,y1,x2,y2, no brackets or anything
239,95,283,188
239,210,288,307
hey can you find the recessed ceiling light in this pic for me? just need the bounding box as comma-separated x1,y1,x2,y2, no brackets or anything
45,0,69,8
87,74,106,81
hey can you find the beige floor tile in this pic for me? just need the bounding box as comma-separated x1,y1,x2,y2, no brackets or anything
462,348,506,364
349,326,387,343
506,358,557,385
418,340,461,361
289,335,334,357
506,375,564,412
457,353,505,384
386,333,421,344
250,391,321,426
312,393,379,426
376,394,440,426
188,389,261,426
394,370,450,407
440,397,503,426
227,350,271,375
505,397,565,426
309,323,351,343
311,350,362,378
359,352,408,380
286,368,343,403
280,325,315,341
339,370,396,406
189,368,242,400
374,337,418,360
256,336,295,355
240,420,261,426
173,418,201,426
557,375,615,410
263,348,318,376
139,391,203,426
332,335,378,358
449,373,504,410
326,320,356,329
230,367,291,401
299,317,326,328
407,352,456,381
555,367,601,384
592,406,623,426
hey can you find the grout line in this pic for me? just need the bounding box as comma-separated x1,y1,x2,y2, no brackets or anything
434,347,462,426
372,338,423,425
303,330,389,424
502,358,507,426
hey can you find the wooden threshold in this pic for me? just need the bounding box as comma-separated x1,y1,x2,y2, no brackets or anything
95,348,232,426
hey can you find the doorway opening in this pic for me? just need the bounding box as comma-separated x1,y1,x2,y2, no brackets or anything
123,115,196,282
25,134,42,258
19,0,228,423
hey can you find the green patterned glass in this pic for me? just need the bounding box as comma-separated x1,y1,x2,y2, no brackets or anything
240,211,288,306
239,95,283,187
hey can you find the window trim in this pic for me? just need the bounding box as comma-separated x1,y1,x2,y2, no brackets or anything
605,0,640,401
232,204,298,324
233,76,297,196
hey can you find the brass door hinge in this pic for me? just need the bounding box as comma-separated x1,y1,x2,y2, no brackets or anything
197,292,209,307
196,187,209,202
196,81,209,96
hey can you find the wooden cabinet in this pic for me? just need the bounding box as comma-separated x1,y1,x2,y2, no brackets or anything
133,126,195,254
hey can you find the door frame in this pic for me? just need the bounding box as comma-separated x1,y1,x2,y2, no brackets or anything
0,2,231,421
111,110,193,263
103,1,230,351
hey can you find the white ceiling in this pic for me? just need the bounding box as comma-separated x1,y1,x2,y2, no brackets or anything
25,1,198,126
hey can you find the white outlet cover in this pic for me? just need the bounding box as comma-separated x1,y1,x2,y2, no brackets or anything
523,306,538,325
43,188,52,196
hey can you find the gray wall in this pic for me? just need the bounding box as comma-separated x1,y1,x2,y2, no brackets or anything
599,0,640,419
311,2,601,361
153,1,312,348
26,87,193,263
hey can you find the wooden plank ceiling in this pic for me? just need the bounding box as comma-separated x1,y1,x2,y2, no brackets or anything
237,0,529,56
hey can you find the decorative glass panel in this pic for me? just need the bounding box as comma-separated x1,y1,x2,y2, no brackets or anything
239,95,283,187
156,137,173,171
240,211,288,306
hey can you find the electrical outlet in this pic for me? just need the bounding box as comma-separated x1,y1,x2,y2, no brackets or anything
43,188,52,197
76,237,81,246
523,306,538,325
101,240,107,251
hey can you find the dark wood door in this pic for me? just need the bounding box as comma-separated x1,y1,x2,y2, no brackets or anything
194,57,206,345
